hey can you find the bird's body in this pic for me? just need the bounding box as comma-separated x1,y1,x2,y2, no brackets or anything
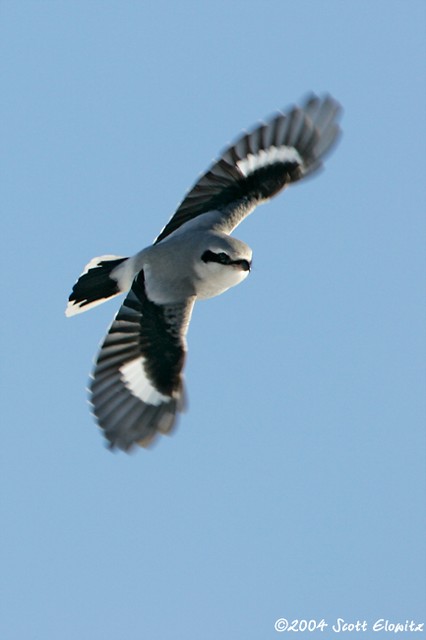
131,229,252,303
66,94,342,451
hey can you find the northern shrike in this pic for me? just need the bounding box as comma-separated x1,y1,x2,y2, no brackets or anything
66,94,342,451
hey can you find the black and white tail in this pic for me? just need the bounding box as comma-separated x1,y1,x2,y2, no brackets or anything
66,255,129,317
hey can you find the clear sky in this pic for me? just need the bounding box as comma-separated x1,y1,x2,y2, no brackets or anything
1,1,425,639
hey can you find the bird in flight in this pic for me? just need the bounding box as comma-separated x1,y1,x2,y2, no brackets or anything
66,94,342,452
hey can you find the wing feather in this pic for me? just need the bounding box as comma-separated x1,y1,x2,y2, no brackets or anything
89,271,195,451
155,93,342,243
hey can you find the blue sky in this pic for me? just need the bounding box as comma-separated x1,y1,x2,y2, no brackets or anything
1,1,425,638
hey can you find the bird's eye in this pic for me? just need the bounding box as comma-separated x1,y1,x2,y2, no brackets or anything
201,250,231,265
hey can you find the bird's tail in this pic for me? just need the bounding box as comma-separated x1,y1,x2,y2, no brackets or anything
66,255,130,317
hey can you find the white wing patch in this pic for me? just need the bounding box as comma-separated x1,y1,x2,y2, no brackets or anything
119,357,171,406
236,145,303,177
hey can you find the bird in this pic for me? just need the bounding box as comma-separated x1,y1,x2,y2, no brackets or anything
66,94,342,452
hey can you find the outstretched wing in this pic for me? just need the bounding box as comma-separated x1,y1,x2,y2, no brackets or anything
89,271,195,451
155,94,342,243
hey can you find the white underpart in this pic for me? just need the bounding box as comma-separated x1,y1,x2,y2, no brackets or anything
111,254,140,290
161,210,223,241
236,145,303,177
119,357,171,406
194,260,250,299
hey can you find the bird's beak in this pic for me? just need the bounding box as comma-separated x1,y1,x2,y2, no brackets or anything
241,259,251,272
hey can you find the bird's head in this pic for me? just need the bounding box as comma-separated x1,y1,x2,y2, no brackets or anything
194,234,252,299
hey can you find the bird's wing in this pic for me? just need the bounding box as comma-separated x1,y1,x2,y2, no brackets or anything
89,270,195,451
154,94,342,243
